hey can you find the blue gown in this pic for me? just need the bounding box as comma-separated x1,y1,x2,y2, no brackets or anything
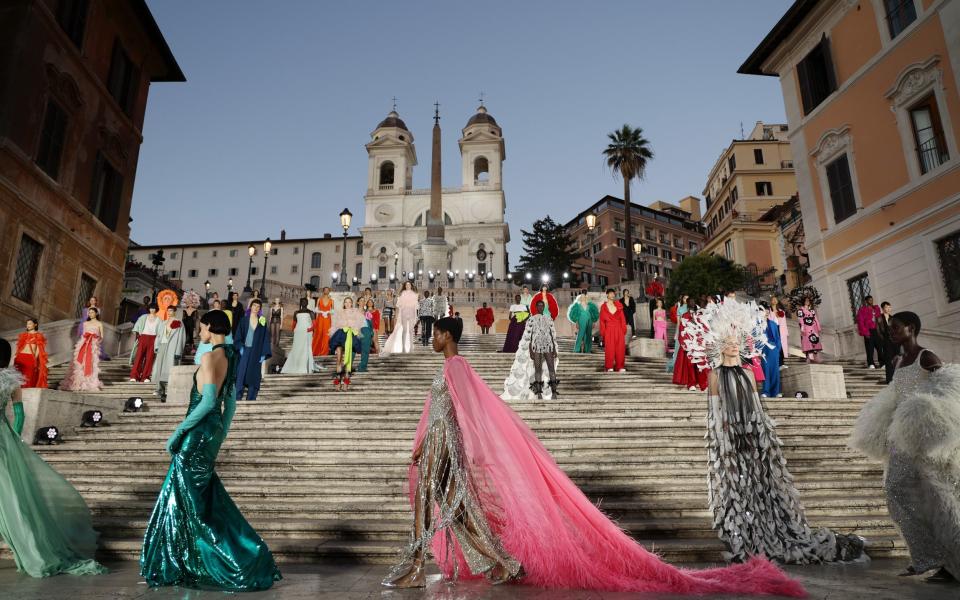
762,319,782,397
140,344,281,590
0,368,106,577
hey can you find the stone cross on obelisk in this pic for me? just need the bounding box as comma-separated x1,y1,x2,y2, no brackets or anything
422,102,448,276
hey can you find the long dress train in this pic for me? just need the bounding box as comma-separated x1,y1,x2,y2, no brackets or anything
60,326,103,391
282,312,316,374
0,368,106,577
381,290,418,356
388,356,805,595
140,344,281,590
502,322,557,400
708,365,864,563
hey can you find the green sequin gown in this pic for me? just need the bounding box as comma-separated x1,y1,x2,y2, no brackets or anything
139,344,281,590
0,368,106,577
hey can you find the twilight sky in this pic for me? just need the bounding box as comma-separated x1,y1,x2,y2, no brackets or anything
134,0,793,261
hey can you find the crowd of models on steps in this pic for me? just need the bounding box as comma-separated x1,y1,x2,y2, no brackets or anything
3,283,958,592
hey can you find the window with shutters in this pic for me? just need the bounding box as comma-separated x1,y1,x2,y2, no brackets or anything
35,100,68,180
229,249,237,257
910,94,950,175
796,35,838,115
107,41,138,115
311,252,322,269
754,148,764,164
89,152,123,230
756,181,773,196
309,275,320,289
188,269,198,278
270,266,277,275
228,268,238,277
935,230,960,303
11,235,43,303
291,265,298,274
75,273,96,317
56,0,89,49
208,269,218,277
727,154,736,172
884,0,917,39
825,154,857,224
356,241,363,256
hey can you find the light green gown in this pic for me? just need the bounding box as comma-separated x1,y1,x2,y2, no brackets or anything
139,344,281,590
568,301,599,353
0,368,106,577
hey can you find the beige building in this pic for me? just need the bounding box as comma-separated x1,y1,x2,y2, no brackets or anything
741,0,960,361
701,122,798,289
128,231,362,301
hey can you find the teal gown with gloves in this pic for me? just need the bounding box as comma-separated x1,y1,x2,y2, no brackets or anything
0,368,106,577
568,300,599,353
140,344,281,590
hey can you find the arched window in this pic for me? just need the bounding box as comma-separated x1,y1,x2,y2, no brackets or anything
309,275,320,289
311,252,322,269
474,156,490,183
379,161,395,186
414,213,423,227
444,212,453,225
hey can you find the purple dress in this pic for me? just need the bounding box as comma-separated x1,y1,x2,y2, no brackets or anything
501,308,528,353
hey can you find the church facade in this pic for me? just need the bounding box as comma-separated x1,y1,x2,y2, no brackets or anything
359,106,510,282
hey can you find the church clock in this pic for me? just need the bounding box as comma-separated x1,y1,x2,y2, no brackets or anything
374,204,396,224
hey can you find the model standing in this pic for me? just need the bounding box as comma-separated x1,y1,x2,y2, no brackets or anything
14,318,48,389
61,308,104,392
181,291,202,356
672,297,706,391
151,305,186,403
269,298,283,349
130,304,162,382
328,297,367,390
227,292,244,338
140,310,281,590
652,298,667,349
76,296,111,361
769,295,789,367
0,339,106,577
876,301,900,384
357,299,378,373
856,296,884,369
417,291,435,346
851,311,959,582
382,288,396,335
761,303,782,398
312,287,334,358
234,299,272,401
384,318,803,596
502,301,560,401
599,289,627,372
621,289,637,339
527,301,559,399
530,285,559,319
281,298,316,374
685,299,865,564
567,292,598,354
665,295,689,372
797,298,822,363
501,296,529,354
381,282,419,355
475,302,495,334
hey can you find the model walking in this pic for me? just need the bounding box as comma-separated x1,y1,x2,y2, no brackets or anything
851,311,959,582
652,298,668,349
282,298,316,374
130,304,162,382
672,297,706,391
151,306,186,403
382,288,396,335
502,302,560,401
384,318,803,595
665,295,689,372
789,287,823,364
312,288,334,358
61,307,104,392
501,295,529,353
15,318,48,388
381,281,418,355
140,310,281,590
0,339,106,577
328,297,367,390
269,298,283,349
685,300,865,564
567,292,598,353
234,299,272,401
599,288,627,372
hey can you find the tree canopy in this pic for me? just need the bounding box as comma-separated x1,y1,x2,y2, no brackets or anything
514,216,580,284
665,253,747,305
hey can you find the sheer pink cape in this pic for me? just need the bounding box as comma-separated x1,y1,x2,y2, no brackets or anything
407,356,805,596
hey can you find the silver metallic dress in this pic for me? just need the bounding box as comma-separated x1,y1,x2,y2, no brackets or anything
707,365,864,563
385,366,521,583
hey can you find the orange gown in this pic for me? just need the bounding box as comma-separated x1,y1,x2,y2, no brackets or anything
312,296,333,357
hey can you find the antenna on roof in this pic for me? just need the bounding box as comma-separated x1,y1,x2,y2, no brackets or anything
740,121,745,139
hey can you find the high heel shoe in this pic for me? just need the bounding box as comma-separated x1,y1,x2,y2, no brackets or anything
381,558,426,588
332,375,340,388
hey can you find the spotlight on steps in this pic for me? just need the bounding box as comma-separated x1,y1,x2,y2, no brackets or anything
124,396,144,412
34,426,62,445
794,391,809,399
271,364,282,374
81,410,109,427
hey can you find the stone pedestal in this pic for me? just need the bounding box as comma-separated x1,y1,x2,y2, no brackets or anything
420,240,449,278
18,388,120,443
165,365,197,406
780,363,847,399
629,337,666,359
634,307,651,334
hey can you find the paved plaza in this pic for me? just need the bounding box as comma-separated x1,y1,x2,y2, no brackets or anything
0,559,955,600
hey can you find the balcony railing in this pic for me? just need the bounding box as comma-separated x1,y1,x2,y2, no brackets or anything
378,184,394,190
918,136,949,174
781,160,794,169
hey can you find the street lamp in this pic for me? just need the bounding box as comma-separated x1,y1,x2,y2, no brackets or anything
633,241,644,295
244,244,256,293
204,280,211,302
339,208,352,291
586,213,598,290
393,251,399,279
259,238,271,298
227,277,234,294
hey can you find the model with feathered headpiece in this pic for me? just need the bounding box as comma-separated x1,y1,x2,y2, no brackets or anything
681,299,768,371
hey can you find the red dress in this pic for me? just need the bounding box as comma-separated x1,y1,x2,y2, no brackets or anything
672,312,708,390
14,332,48,388
476,307,494,329
530,292,559,320
599,301,627,371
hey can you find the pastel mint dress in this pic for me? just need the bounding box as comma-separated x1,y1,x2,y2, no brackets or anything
139,344,281,590
0,368,106,577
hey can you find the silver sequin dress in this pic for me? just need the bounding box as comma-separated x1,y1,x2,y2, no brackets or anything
707,365,864,563
386,366,521,582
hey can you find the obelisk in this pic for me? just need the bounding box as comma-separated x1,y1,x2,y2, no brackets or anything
422,102,447,276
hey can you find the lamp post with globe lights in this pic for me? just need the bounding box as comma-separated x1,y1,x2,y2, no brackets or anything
393,251,399,281
338,208,352,291
586,213,598,290
204,280,211,303
244,245,256,293
633,241,644,297
259,238,271,298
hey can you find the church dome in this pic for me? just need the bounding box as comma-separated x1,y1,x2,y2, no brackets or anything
466,105,498,127
377,110,409,131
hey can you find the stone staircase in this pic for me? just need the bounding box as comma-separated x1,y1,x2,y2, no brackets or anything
29,333,903,565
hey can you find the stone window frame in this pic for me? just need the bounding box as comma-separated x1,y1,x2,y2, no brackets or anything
809,124,864,230
885,56,957,181
921,211,960,318
870,0,922,47
6,227,47,310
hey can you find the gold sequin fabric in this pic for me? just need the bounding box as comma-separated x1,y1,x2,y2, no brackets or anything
386,366,521,582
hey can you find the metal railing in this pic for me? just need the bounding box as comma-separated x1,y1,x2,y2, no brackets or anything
918,136,949,174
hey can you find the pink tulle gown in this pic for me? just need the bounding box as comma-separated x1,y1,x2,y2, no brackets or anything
384,355,805,596
60,322,103,392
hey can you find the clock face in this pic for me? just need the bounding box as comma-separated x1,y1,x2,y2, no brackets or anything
374,204,396,223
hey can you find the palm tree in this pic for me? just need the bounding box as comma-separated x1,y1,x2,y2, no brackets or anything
603,125,654,282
